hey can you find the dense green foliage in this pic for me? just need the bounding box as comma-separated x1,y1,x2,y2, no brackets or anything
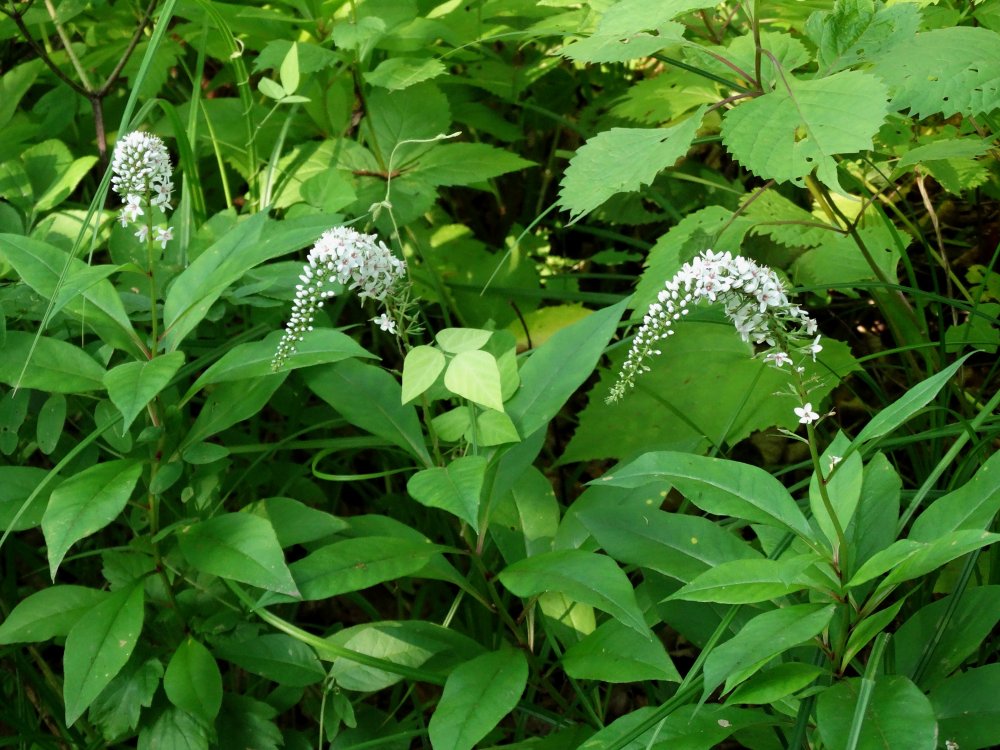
1,0,999,748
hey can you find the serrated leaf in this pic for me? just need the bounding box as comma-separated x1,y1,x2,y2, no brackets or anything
164,638,223,723
871,26,1000,119
0,586,108,644
178,513,299,596
365,57,446,90
444,350,505,411
64,584,145,726
138,706,210,750
499,549,649,636
559,108,705,221
43,460,143,580
88,655,162,741
561,0,697,63
407,455,486,530
429,649,528,750
721,70,888,190
806,0,921,75
104,352,184,434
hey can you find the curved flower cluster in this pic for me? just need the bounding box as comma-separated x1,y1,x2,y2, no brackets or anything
272,227,407,370
608,250,820,402
110,131,174,245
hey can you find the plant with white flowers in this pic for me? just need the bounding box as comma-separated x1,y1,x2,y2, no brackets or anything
272,226,408,370
111,131,174,248
608,250,824,415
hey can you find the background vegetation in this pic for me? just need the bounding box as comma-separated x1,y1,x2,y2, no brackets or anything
1,0,999,748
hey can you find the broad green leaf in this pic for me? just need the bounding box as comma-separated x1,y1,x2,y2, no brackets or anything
471,409,520,446
401,345,446,403
850,452,901,568
817,676,936,750
428,649,528,750
599,451,815,541
853,353,973,449
572,489,760,582
704,604,835,695
558,110,705,221
580,704,769,749
895,586,1000,689
414,143,534,186
36,392,66,454
0,585,107,644
215,634,324,687
104,352,184,434
567,325,858,462
670,556,820,604
63,584,145,726
721,70,888,190
0,235,138,354
365,56,446,90
909,449,1000,542
507,299,626,438
0,466,50,531
304,359,431,465
162,213,337,351
327,620,485,691
214,696,281,750
726,662,826,706
561,0,690,63
36,156,98,212
137,706,210,750
366,83,451,167
444,350,505,411
88,656,162,741
431,406,471,442
499,549,649,636
563,619,681,683
164,638,223,723
931,665,1000,750
259,76,286,100
248,497,347,547
285,536,443,601
190,329,372,393
842,601,904,668
806,0,921,75
178,513,299,596
407,455,486,530
871,27,1000,119
810,433,863,549
489,466,559,565
181,374,285,450
43,460,143,580
0,331,105,393
436,328,492,353
279,42,299,93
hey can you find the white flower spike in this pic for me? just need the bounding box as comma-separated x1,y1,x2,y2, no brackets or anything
272,226,406,369
608,250,820,402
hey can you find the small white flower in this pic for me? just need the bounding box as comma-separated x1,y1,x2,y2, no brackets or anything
828,455,842,472
124,194,144,223
372,313,397,334
945,740,959,750
764,351,792,368
154,226,173,249
808,335,823,361
134,224,149,242
795,402,820,425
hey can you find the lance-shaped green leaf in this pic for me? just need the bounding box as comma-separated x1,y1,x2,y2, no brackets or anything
0,332,106,393
407,455,486,530
909,449,1000,542
215,633,324,687
669,555,821,604
704,603,835,695
43,460,143,580
164,638,223,723
0,585,108,644
499,549,649,636
63,584,145,726
401,345,446,403
558,109,705,221
444,350,505,412
181,374,285,450
104,352,184,434
563,619,681,683
178,513,299,597
428,649,528,750
599,451,815,541
721,70,888,190
931,665,1000,750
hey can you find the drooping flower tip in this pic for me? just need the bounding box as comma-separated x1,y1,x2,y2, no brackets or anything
271,227,407,371
608,250,820,401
